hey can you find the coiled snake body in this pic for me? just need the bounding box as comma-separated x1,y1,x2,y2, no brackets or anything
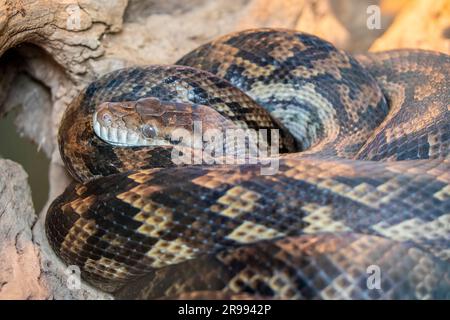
46,29,450,299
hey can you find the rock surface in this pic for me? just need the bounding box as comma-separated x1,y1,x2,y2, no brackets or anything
0,159,45,299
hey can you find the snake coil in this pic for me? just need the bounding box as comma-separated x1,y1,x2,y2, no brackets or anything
46,29,450,299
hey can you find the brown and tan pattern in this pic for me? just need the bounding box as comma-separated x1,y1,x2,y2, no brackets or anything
46,29,450,299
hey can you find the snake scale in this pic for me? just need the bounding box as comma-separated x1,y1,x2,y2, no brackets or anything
46,29,450,299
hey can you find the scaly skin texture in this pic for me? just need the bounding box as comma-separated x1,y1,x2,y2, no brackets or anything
46,29,450,299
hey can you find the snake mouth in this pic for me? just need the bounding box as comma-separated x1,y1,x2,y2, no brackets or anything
92,112,168,147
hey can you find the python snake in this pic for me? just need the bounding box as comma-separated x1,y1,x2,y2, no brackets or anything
46,29,450,299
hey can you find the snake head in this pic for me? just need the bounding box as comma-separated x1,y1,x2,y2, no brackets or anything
93,97,235,147
93,98,178,146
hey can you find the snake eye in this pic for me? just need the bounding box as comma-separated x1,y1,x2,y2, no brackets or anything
101,113,113,126
141,124,157,139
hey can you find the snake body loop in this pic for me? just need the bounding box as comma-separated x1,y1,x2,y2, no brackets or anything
46,29,450,299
